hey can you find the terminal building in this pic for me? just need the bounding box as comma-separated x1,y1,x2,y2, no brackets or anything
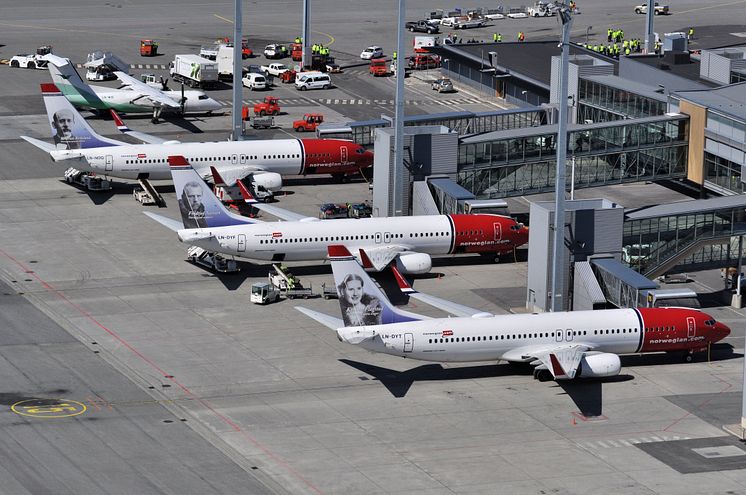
337,37,746,311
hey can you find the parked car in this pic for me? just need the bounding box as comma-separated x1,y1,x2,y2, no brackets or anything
405,20,440,34
349,202,372,218
295,72,332,91
242,73,267,90
360,46,384,60
431,77,454,92
634,2,669,14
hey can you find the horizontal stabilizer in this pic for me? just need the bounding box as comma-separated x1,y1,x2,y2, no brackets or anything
20,135,56,153
110,109,169,144
143,211,183,232
295,307,344,331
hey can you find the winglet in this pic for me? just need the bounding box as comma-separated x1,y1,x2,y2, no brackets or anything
390,265,415,294
236,179,258,204
549,354,567,378
210,166,226,186
358,248,374,269
328,245,353,258
167,155,190,168
110,109,128,131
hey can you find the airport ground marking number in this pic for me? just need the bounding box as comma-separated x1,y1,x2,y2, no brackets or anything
11,399,87,418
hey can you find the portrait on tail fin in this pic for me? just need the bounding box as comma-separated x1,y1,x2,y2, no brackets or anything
51,108,81,150
338,273,382,326
178,180,208,229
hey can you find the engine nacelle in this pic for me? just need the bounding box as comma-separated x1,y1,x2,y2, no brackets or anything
395,252,432,275
163,140,182,145
576,352,621,378
249,172,283,193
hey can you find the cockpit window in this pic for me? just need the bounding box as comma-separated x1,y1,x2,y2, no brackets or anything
704,319,716,326
355,148,365,154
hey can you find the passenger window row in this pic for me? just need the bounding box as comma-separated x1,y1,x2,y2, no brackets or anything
410,232,449,238
124,154,301,165
259,233,406,244
427,328,640,344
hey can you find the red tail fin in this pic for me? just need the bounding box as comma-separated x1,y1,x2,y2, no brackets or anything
236,179,257,203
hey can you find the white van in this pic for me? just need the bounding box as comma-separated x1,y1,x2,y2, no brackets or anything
242,73,267,90
295,72,332,91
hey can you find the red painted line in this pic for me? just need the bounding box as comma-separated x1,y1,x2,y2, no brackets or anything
0,248,326,495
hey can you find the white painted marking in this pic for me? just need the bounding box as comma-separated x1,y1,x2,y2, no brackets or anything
650,436,663,442
606,440,619,448
596,440,610,448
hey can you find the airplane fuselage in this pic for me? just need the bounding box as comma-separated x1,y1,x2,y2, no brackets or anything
341,307,729,362
71,85,222,114
57,139,372,180
183,213,529,262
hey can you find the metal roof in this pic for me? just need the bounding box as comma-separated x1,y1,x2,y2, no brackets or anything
591,258,658,290
583,74,668,102
673,82,746,121
427,178,474,200
625,194,746,220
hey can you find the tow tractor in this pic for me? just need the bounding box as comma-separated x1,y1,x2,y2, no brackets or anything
10,45,53,69
279,69,297,83
253,96,281,116
291,43,303,62
187,246,240,273
64,167,111,191
293,113,324,132
140,39,158,57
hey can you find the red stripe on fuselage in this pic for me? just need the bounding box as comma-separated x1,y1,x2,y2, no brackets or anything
448,214,528,255
638,307,713,353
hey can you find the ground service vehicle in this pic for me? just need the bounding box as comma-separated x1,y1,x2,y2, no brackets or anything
295,72,331,91
64,167,111,191
291,43,303,62
251,282,281,304
507,8,528,18
84,51,128,81
528,1,555,16
484,9,505,20
319,203,349,219
261,63,290,77
405,20,440,34
441,16,485,28
293,114,324,132
250,116,274,129
409,54,440,70
199,44,219,60
253,96,280,116
216,44,245,78
635,2,669,14
140,39,158,56
349,202,372,218
431,77,454,92
187,246,239,273
10,45,52,69
279,69,297,83
360,46,384,60
242,73,267,90
170,54,218,89
369,59,390,76
263,44,286,59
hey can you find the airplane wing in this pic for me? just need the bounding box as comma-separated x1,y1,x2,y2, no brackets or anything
236,179,317,222
389,265,494,318
503,343,593,380
110,110,171,145
295,307,344,330
114,71,181,109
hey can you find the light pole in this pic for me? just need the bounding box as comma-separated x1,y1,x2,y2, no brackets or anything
393,0,406,216
231,0,243,141
550,2,573,312
585,25,592,46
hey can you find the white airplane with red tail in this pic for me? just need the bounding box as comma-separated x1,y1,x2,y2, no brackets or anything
296,246,731,381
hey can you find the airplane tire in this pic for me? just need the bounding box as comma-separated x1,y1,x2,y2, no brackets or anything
683,352,694,363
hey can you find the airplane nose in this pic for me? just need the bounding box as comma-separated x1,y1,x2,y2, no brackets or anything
715,321,731,341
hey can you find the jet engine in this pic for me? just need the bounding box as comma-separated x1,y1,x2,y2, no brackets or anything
395,252,432,275
576,352,621,378
248,172,283,193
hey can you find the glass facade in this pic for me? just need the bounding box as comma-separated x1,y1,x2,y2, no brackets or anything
577,78,667,121
457,116,689,198
705,152,745,193
623,206,746,276
703,110,746,194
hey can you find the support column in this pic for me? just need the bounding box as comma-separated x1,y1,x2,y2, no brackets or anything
302,0,311,69
393,0,406,216
231,0,243,140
